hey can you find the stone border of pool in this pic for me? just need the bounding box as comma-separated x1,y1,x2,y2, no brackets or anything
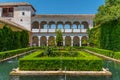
10,68,112,76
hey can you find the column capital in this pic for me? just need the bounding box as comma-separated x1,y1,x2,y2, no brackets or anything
63,36,66,39
46,36,49,39
79,36,82,40
38,36,41,39
71,36,74,39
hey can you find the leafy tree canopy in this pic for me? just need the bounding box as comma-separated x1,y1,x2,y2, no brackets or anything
94,0,120,25
56,29,63,46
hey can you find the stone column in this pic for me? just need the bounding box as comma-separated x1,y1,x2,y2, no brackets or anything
47,24,49,33
54,36,57,46
63,36,65,46
63,24,65,33
39,22,41,32
71,24,73,33
46,36,49,46
79,36,82,47
80,24,82,32
30,36,33,46
86,36,89,46
71,36,73,46
38,36,41,46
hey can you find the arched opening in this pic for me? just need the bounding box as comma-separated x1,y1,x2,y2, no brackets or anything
81,36,88,46
48,36,55,46
40,36,47,46
32,21,39,29
73,36,80,46
49,21,56,29
73,21,80,29
57,21,63,29
64,21,71,29
32,36,38,46
81,21,89,29
40,21,48,29
65,36,71,46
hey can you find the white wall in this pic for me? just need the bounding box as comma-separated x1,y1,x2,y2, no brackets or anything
12,6,32,31
0,8,2,17
89,20,94,29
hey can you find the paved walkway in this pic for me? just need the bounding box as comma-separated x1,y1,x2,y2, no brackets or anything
84,49,120,63
10,68,112,76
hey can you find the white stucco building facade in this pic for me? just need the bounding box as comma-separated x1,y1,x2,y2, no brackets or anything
0,2,95,47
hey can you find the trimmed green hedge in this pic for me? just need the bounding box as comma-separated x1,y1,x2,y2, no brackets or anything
114,52,120,59
19,50,103,71
19,58,102,71
84,47,120,59
0,47,35,60
0,26,29,52
84,47,113,57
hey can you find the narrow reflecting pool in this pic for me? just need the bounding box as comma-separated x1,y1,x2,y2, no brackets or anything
0,57,120,80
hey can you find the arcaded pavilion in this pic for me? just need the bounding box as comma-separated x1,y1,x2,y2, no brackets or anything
0,2,94,47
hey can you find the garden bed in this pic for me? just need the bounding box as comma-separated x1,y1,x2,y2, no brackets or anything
19,48,103,71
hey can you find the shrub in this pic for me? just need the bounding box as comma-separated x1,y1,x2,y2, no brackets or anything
39,51,78,57
0,47,35,60
19,58,102,71
84,47,113,57
0,25,29,52
19,50,103,71
84,47,120,59
113,52,120,59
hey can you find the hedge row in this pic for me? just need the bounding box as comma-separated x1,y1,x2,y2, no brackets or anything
0,47,35,60
19,50,103,71
19,58,102,71
84,47,120,59
0,25,29,52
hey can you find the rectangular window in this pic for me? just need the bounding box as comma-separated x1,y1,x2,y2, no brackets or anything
22,12,25,16
2,8,14,17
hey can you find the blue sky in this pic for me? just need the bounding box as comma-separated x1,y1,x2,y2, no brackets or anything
0,0,105,14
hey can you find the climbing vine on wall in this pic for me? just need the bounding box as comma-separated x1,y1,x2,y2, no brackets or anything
89,19,120,51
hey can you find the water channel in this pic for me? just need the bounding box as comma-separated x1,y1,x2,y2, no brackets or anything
0,55,120,80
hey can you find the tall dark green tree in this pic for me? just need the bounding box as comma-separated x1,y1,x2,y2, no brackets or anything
20,30,29,48
56,29,63,46
0,25,29,52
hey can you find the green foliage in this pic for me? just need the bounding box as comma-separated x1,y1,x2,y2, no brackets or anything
114,52,120,59
91,0,120,51
0,25,29,51
56,29,63,46
0,47,34,60
20,30,29,48
94,0,120,25
88,26,101,48
84,47,113,57
19,50,103,71
84,47,120,59
39,51,78,57
19,58,102,71
98,19,120,51
42,47,54,56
